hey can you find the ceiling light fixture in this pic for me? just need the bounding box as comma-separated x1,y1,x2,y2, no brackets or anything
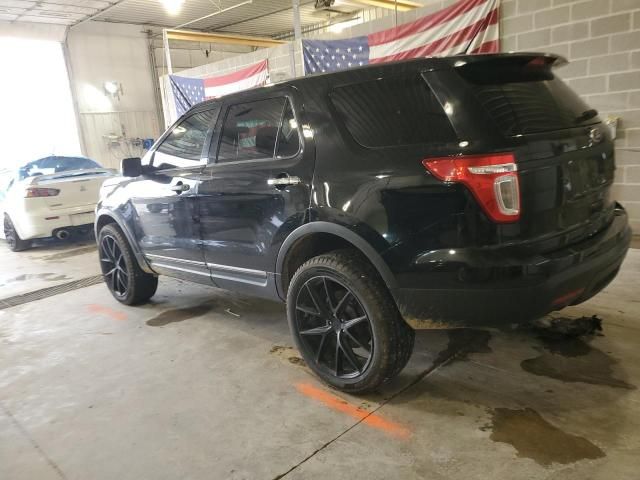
161,0,185,16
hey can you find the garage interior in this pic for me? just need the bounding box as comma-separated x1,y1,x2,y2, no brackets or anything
1,0,640,479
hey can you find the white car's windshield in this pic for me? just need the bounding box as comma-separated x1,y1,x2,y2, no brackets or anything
18,156,102,181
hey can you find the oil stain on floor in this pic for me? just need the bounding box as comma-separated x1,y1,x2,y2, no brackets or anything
434,329,492,366
489,407,605,465
146,303,214,327
521,337,635,390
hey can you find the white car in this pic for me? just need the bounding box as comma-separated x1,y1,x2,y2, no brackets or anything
1,156,115,251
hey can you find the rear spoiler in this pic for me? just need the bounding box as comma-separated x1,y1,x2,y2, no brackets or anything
451,52,568,69
29,168,115,184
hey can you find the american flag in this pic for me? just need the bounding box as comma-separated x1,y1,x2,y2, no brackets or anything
169,76,205,117
303,0,499,74
169,60,269,118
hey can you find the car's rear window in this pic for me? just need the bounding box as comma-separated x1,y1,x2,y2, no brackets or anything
457,58,598,136
329,74,457,148
18,157,102,180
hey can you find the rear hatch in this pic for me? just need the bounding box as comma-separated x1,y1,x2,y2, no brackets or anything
455,55,616,251
30,169,114,210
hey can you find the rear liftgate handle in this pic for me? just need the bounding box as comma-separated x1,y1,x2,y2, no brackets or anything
267,173,301,190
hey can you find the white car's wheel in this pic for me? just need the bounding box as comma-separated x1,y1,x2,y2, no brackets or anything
3,215,31,252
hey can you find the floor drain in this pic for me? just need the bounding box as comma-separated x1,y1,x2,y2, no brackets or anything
0,275,104,310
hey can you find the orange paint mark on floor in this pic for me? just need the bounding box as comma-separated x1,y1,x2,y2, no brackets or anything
87,304,127,321
295,382,411,439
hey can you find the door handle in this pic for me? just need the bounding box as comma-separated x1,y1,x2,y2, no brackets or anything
267,175,301,187
170,183,190,193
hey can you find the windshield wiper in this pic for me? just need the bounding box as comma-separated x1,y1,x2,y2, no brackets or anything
575,109,598,123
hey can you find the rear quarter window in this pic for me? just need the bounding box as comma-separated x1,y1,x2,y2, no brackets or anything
329,74,457,148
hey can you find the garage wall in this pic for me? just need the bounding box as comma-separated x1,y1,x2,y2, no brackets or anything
500,0,640,230
66,21,162,169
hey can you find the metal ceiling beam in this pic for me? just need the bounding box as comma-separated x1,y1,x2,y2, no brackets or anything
164,28,286,47
71,0,129,27
206,0,314,32
173,0,253,30
351,0,422,11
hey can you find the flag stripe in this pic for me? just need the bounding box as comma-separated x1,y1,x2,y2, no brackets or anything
203,60,268,88
470,39,500,53
368,0,488,46
370,8,498,64
204,69,269,99
466,15,500,52
369,1,496,60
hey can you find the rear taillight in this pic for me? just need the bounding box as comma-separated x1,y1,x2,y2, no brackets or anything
25,187,60,198
422,153,520,223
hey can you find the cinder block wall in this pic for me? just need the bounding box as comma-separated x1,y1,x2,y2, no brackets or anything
501,0,640,231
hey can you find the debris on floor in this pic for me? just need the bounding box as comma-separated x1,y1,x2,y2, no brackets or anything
529,315,603,340
270,345,306,367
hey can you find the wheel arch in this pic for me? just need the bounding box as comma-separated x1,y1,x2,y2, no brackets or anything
275,221,397,301
95,210,155,274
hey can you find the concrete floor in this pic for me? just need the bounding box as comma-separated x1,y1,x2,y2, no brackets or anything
1,237,639,480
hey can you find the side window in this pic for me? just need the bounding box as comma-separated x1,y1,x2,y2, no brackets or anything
217,97,299,163
154,108,218,169
276,101,300,158
329,75,457,148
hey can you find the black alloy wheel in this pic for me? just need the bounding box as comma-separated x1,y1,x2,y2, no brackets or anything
287,250,415,393
295,275,374,378
97,223,158,305
100,233,129,299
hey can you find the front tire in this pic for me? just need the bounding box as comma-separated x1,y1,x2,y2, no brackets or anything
287,249,415,394
98,224,158,305
4,215,31,252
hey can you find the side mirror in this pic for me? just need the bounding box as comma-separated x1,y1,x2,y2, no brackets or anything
121,157,142,177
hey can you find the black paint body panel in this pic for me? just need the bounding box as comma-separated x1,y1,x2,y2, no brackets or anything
95,53,632,328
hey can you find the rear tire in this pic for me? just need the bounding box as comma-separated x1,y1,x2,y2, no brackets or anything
287,249,415,394
98,224,158,305
4,215,31,252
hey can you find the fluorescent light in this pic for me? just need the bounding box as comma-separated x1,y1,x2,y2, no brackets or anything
161,0,184,16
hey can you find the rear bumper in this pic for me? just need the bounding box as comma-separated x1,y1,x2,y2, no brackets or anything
394,207,631,328
11,206,95,239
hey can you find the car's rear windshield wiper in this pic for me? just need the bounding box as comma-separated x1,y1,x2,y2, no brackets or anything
575,109,598,123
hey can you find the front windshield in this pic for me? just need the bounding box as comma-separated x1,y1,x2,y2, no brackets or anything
18,156,102,180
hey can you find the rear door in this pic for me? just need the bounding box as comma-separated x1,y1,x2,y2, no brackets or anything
198,88,314,293
432,56,616,250
129,106,219,283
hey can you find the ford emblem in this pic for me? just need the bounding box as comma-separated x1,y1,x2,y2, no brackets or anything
589,127,603,145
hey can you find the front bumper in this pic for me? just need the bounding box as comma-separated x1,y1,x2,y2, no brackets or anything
394,207,632,328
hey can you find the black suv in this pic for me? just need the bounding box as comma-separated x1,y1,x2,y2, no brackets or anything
96,53,631,393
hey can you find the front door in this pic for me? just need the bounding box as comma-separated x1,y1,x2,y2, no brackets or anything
130,106,219,283
198,89,314,295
